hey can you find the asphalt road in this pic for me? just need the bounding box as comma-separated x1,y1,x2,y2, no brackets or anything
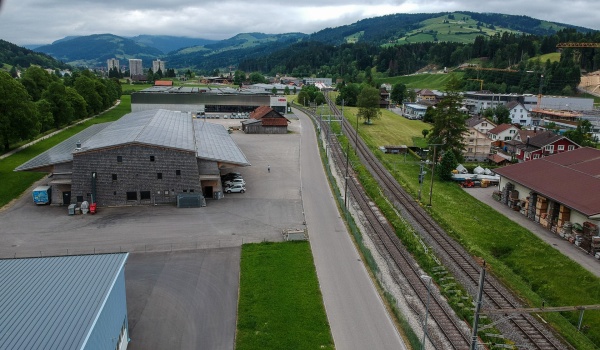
126,248,241,350
296,108,407,350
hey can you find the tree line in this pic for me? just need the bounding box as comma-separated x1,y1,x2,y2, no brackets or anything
0,67,121,151
238,28,599,95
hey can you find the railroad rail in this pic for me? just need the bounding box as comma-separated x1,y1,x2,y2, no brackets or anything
311,97,568,349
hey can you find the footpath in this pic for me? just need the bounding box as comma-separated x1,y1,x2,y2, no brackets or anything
0,100,121,161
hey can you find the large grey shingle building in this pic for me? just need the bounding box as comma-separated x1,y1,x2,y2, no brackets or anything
16,109,250,206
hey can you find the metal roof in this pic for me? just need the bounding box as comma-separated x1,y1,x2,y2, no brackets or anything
495,147,600,217
15,123,109,171
194,120,250,166
81,109,196,153
0,253,128,350
16,110,249,172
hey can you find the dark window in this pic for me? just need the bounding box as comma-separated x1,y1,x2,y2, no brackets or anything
117,156,122,163
140,191,151,200
112,174,117,181
190,189,194,192
126,192,137,201
76,196,84,202
150,155,155,162
157,173,162,179
183,189,187,192
176,170,181,176
113,191,117,195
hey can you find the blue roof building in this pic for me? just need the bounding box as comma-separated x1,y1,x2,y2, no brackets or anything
0,253,129,350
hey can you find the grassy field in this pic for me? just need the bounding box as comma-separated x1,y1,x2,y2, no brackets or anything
531,52,561,63
0,96,132,209
236,242,334,350
377,72,464,90
342,109,600,348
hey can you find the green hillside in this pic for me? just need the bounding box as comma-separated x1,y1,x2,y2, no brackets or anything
392,13,521,45
377,72,464,90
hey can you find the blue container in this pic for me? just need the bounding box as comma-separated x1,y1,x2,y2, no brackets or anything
32,186,52,205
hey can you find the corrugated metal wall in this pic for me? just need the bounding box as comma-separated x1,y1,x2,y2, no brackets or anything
83,268,128,350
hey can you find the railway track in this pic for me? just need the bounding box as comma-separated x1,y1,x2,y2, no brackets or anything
309,98,568,349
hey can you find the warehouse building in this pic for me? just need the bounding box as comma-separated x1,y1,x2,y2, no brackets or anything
131,86,288,114
495,147,600,254
0,253,130,350
16,109,250,207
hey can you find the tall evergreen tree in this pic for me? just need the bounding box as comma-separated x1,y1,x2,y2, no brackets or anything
427,75,467,162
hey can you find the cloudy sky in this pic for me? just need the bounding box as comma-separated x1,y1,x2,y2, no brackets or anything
1,0,599,46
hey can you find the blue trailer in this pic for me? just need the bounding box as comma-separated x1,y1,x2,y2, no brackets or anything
32,186,52,205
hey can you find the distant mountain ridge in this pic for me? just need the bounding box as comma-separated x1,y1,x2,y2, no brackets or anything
15,11,598,70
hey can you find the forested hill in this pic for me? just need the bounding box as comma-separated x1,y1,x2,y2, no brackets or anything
308,11,591,46
0,39,70,71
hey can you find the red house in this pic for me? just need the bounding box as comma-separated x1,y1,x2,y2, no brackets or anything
512,130,579,162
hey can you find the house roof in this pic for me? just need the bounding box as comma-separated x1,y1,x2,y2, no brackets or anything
488,123,517,135
495,147,600,216
0,253,128,350
261,118,289,126
527,130,565,147
16,109,250,172
465,116,495,128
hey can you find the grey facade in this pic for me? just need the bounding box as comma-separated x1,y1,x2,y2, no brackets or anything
16,109,250,207
72,144,201,206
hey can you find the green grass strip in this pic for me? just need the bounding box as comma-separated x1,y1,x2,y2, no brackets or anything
236,242,334,350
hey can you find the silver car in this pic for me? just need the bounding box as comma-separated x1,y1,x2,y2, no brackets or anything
225,184,245,193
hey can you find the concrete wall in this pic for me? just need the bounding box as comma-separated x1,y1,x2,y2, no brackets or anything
72,144,201,206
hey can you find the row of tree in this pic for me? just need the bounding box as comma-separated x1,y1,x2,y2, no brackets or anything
0,67,121,151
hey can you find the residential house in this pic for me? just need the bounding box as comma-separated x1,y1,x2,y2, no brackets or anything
463,116,495,162
507,101,532,126
380,87,391,108
512,130,579,161
487,124,520,145
417,89,437,103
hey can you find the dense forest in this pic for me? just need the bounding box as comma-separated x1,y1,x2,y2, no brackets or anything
0,39,70,71
240,28,600,95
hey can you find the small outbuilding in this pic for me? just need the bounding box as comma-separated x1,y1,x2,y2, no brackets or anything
0,253,130,350
242,106,290,134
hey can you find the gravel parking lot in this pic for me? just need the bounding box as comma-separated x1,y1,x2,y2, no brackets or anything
0,116,304,350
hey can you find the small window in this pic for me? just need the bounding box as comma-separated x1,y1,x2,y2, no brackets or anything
157,173,162,180
77,196,84,202
113,191,117,195
183,189,187,193
126,192,137,201
190,189,194,193
176,170,181,176
164,190,169,195
112,174,117,181
140,191,151,200
150,155,155,162
117,156,123,163
568,145,575,151
558,145,565,151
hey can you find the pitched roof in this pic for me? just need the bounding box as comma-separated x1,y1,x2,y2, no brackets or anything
465,116,495,128
527,130,565,147
0,253,128,350
261,118,289,126
488,123,517,135
495,147,600,216
16,109,250,171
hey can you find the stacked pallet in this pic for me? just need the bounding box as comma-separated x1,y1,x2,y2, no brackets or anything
535,197,548,223
557,205,571,228
579,222,600,253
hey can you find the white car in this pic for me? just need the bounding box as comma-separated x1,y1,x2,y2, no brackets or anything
225,184,245,193
224,178,245,187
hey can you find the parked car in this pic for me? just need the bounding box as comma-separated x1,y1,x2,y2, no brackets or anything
221,172,242,181
224,178,245,187
225,184,245,193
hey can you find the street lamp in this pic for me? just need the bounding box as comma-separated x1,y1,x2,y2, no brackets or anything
420,274,433,350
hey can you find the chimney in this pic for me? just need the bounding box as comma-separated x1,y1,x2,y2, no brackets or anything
76,140,81,150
